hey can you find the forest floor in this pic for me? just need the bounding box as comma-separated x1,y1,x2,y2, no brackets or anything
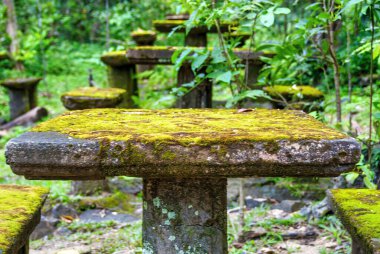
28,178,351,254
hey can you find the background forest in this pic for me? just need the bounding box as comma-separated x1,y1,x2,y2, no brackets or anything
0,0,379,253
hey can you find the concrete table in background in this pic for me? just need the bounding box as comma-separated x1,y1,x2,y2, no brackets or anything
101,47,273,108
61,87,126,110
5,109,361,254
1,78,42,120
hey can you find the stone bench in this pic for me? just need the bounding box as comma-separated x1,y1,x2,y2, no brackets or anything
0,185,48,254
327,189,380,254
263,85,324,112
0,78,42,120
6,108,360,253
61,87,126,110
101,47,273,108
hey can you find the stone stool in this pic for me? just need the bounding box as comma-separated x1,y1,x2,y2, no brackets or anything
131,30,157,73
327,189,380,254
263,85,324,112
0,185,48,254
0,78,42,120
61,87,126,110
61,87,126,195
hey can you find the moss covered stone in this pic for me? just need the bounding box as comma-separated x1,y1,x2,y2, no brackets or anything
0,77,42,90
0,51,9,61
131,29,157,46
328,189,380,253
61,87,126,110
32,108,348,145
264,85,324,100
0,185,48,253
100,50,129,66
62,87,126,99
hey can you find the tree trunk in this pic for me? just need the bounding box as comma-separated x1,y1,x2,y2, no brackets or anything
3,0,24,70
325,1,342,124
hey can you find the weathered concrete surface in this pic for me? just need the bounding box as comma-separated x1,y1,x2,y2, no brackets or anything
143,178,227,254
5,109,360,180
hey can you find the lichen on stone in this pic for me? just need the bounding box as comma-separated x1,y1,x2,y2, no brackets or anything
62,87,126,100
32,108,348,146
329,189,380,252
264,85,324,100
0,185,48,252
131,29,157,37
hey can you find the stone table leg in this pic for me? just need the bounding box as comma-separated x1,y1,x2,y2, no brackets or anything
185,31,207,47
106,65,138,108
176,65,212,108
8,88,31,120
244,61,264,89
143,178,227,254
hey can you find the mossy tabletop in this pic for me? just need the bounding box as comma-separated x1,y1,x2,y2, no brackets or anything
6,109,360,179
328,189,380,253
32,108,347,144
62,87,126,99
264,85,324,100
0,77,43,89
0,185,48,253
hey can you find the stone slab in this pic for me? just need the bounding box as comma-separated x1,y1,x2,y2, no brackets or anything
0,78,42,90
6,109,360,180
327,189,380,254
0,185,48,254
101,47,273,66
61,87,126,110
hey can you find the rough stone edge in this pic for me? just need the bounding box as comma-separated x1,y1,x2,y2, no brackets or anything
326,190,380,254
5,131,360,179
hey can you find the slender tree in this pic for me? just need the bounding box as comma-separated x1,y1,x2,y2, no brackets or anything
3,0,24,70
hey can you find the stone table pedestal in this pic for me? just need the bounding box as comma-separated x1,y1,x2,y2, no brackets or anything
1,78,42,120
5,109,361,253
131,30,157,73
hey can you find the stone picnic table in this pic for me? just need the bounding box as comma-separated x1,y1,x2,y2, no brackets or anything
5,108,360,253
101,46,273,108
153,20,238,47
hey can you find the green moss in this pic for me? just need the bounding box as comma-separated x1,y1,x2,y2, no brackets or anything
32,108,348,146
100,51,129,66
264,85,324,100
131,29,157,37
0,51,9,61
153,20,187,26
62,87,126,99
0,185,48,251
79,191,134,213
329,189,380,252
